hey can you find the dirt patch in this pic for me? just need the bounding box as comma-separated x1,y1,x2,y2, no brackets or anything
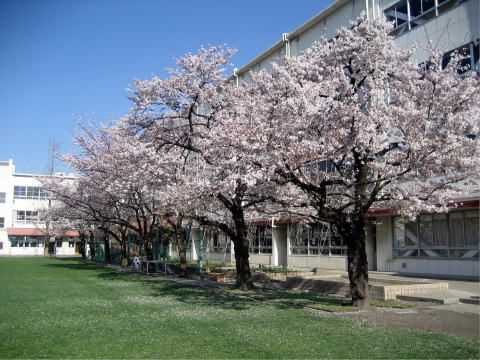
307,304,480,339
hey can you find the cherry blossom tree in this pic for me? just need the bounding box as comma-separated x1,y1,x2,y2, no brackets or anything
231,18,479,306
127,46,282,289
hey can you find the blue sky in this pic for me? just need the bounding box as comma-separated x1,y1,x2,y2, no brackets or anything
0,0,332,173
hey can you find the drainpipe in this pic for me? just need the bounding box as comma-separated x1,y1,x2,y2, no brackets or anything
233,68,239,87
407,0,411,31
282,33,290,58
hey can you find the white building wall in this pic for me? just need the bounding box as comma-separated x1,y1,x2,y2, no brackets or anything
0,159,77,256
0,160,15,255
386,0,480,63
229,0,479,277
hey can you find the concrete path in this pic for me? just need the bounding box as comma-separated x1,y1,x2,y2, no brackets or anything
334,303,480,339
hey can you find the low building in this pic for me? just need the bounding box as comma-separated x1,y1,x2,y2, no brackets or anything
186,0,480,279
0,159,81,256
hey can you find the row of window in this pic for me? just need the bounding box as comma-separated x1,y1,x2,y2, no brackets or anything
13,186,49,200
290,223,347,256
0,212,44,227
0,187,50,202
12,210,41,224
9,236,77,248
385,0,462,36
393,209,479,259
207,231,231,253
249,226,273,254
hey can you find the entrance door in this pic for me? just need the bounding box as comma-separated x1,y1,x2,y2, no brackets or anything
48,241,55,255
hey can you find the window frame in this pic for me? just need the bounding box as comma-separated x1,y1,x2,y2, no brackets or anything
290,223,347,256
249,225,273,255
13,186,49,200
392,209,479,259
384,0,463,37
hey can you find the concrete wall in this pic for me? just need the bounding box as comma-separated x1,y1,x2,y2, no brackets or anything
389,0,480,63
9,244,44,256
287,255,348,270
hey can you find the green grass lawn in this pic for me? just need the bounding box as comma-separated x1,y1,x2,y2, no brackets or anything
0,257,478,359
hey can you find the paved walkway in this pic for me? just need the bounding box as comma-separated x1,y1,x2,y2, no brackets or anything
333,303,480,339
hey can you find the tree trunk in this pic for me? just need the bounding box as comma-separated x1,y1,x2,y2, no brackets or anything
44,238,50,257
80,233,87,260
103,234,112,264
145,242,154,260
144,241,156,272
345,216,370,308
175,231,188,278
232,210,253,290
121,241,128,267
88,231,96,261
233,237,254,290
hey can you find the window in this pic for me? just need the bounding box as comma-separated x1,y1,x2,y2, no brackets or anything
9,236,20,247
26,237,39,247
207,230,231,253
290,223,347,256
56,240,63,248
14,186,26,199
13,186,49,200
0,217,4,228
0,192,5,203
249,226,273,254
385,0,462,36
0,242,3,250
393,209,479,258
442,42,479,74
68,241,74,248
384,0,408,36
13,210,40,224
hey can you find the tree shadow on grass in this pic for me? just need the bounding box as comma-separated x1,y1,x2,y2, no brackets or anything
98,271,352,311
44,259,352,311
43,258,110,272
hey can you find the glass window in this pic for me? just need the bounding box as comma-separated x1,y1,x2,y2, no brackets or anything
56,240,62,248
290,224,308,255
0,242,3,250
13,186,48,200
393,217,406,247
419,215,433,247
69,241,74,248
291,223,346,256
14,186,26,199
394,209,479,258
0,217,4,228
14,210,39,223
25,211,38,222
249,225,272,254
385,0,460,36
464,210,479,247
433,214,448,246
0,192,5,203
404,220,418,247
449,212,464,247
